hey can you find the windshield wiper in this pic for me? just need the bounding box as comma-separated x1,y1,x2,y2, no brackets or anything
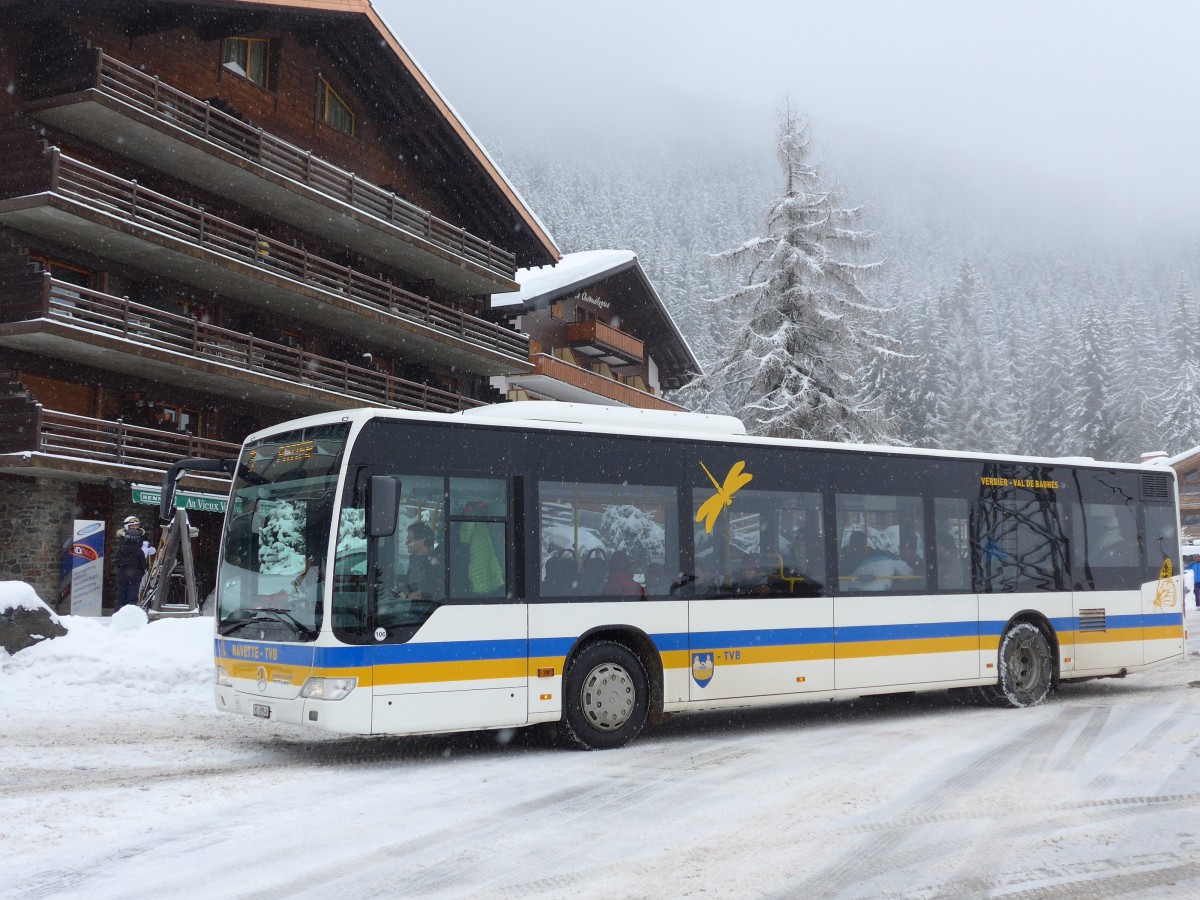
255,607,319,640
219,608,317,640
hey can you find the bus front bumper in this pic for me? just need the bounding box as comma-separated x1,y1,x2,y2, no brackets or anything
214,684,372,734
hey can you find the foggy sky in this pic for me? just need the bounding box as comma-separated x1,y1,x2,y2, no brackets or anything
377,1,1197,224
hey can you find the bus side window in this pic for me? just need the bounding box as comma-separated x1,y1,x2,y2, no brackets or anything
933,498,970,591
977,485,1068,592
1143,504,1179,582
449,477,508,599
691,487,825,597
539,481,678,599
834,493,924,593
1070,501,1141,590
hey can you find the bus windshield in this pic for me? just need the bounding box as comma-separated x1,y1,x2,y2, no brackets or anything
217,423,350,642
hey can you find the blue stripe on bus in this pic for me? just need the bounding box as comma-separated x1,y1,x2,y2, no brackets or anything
833,621,976,644
691,627,836,647
373,639,526,665
214,639,316,666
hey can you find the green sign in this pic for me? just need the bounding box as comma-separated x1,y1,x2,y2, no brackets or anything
131,484,228,514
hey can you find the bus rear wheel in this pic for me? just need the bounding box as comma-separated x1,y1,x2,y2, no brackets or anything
558,641,648,750
980,621,1054,708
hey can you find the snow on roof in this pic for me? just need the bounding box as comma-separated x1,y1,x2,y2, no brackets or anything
1166,445,1200,467
491,250,637,308
458,400,745,437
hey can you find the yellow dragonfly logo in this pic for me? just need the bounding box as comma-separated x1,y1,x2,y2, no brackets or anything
695,460,753,534
1153,557,1178,610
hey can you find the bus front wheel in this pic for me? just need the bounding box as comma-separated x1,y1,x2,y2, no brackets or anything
980,622,1054,708
558,641,649,750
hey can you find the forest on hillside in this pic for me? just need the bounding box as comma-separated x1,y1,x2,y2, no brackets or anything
490,127,1200,462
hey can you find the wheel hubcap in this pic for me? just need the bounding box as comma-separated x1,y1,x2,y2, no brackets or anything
580,662,635,731
1011,637,1042,692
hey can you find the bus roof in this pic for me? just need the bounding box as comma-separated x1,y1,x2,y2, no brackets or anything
239,403,1173,476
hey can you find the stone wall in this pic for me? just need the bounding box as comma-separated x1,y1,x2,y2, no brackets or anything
0,474,77,612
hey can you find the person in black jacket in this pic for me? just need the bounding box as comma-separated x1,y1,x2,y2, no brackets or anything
113,516,148,612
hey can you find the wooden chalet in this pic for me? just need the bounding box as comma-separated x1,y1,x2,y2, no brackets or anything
1165,447,1200,541
0,0,558,608
491,250,700,412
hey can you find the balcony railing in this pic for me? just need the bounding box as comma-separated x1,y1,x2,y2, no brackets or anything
11,276,478,414
77,52,515,281
31,408,240,475
565,319,644,364
8,150,529,367
529,353,684,411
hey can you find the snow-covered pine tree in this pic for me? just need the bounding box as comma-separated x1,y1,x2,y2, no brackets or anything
1020,297,1072,456
1155,274,1200,454
1068,303,1119,459
684,102,899,442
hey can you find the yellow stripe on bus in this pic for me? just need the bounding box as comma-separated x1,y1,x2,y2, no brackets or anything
1075,628,1152,645
374,658,526,686
834,636,980,659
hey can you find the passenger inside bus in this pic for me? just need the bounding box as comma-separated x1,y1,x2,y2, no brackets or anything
579,548,609,595
841,531,868,576
936,527,969,589
542,550,579,596
603,551,645,597
398,521,443,601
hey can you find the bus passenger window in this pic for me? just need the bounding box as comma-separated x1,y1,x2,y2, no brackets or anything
977,481,1067,592
449,478,508,599
1144,504,1179,581
539,481,678,599
692,487,824,597
934,498,970,591
835,494,925,593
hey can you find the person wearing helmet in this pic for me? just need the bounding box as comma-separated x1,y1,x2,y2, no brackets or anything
113,516,147,612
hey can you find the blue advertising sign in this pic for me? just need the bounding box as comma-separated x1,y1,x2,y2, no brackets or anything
68,519,105,616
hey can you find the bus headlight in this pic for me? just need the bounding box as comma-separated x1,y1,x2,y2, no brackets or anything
300,676,358,701
216,665,232,686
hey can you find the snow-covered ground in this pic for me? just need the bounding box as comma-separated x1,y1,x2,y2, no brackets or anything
3,584,1200,899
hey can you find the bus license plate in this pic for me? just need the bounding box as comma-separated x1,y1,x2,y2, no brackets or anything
253,704,271,719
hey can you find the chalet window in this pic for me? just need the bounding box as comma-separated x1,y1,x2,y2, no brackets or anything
550,301,564,321
178,299,216,325
317,76,355,136
278,328,306,351
222,37,270,88
154,402,202,434
29,254,92,288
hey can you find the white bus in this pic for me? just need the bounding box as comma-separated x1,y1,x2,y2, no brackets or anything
200,403,1185,749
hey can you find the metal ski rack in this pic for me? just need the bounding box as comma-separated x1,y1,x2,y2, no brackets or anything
140,456,236,619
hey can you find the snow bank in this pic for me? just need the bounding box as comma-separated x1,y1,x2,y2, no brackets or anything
1,588,213,696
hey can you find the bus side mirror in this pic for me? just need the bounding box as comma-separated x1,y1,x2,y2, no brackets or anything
367,475,400,537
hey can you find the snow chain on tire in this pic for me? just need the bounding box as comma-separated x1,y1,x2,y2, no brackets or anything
979,621,1055,708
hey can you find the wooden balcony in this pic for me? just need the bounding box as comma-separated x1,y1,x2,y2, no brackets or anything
565,320,644,366
0,150,532,376
0,276,480,415
0,406,239,487
508,353,684,411
25,50,517,295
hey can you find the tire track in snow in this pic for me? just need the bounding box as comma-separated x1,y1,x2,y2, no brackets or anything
771,708,1084,899
233,741,765,899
